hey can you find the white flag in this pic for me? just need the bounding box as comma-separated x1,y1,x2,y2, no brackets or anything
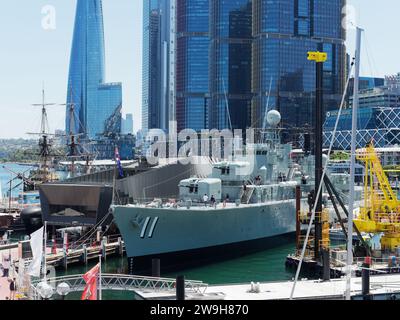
28,227,44,277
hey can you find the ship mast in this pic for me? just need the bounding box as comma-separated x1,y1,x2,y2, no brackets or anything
346,26,363,301
62,84,94,177
29,85,57,186
32,85,55,134
67,95,78,177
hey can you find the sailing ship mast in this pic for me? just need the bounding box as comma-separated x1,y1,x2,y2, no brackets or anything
62,85,95,177
29,85,58,187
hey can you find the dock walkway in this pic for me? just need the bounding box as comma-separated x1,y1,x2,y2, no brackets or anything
136,274,400,300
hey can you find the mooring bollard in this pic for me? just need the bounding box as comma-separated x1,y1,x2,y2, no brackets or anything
118,237,123,256
362,257,371,300
322,249,330,281
102,237,107,261
63,250,68,270
176,275,185,301
82,244,88,264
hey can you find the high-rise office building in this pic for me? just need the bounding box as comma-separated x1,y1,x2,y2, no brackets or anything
142,0,172,133
252,0,346,137
176,0,210,132
66,0,122,139
122,114,134,134
209,0,253,131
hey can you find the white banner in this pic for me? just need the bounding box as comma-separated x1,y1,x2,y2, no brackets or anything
27,227,44,277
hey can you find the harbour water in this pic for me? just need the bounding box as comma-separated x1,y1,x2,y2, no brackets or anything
0,163,35,199
59,237,296,300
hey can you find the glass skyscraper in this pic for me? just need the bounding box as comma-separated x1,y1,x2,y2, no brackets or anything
252,0,346,138
209,0,253,131
142,0,172,133
176,0,210,132
66,0,122,139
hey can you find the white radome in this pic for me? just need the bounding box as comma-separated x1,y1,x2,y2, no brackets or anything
267,110,281,127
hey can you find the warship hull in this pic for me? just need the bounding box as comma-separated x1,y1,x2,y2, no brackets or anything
114,199,306,272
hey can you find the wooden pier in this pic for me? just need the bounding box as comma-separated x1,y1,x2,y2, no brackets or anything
43,237,125,269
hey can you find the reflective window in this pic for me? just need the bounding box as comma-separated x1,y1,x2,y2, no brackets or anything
252,0,345,130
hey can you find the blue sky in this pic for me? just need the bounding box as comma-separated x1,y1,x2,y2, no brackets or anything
0,0,398,138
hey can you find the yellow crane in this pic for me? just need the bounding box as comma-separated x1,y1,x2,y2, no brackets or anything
354,143,400,250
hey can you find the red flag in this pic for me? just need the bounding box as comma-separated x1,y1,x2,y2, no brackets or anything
81,264,100,300
81,278,97,300
83,263,100,283
51,237,57,255
64,233,69,253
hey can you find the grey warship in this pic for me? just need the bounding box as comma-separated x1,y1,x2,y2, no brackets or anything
113,111,314,271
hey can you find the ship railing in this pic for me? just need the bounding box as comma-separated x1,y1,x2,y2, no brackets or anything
67,234,123,250
374,212,400,224
298,210,329,224
353,255,400,267
130,198,217,207
330,257,347,268
128,197,178,206
28,274,208,300
296,235,315,259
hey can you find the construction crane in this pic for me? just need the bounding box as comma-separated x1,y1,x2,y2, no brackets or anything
354,142,400,250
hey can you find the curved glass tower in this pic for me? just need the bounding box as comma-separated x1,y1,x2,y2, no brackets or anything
66,0,122,139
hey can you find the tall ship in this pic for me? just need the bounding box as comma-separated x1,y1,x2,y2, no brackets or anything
113,111,316,272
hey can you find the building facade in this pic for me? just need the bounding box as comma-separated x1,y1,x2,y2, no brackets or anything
324,107,400,150
90,134,136,160
324,83,400,150
122,114,134,135
176,0,210,132
348,86,400,109
349,77,385,94
346,76,384,104
252,0,346,139
209,0,253,131
66,0,122,139
142,0,172,133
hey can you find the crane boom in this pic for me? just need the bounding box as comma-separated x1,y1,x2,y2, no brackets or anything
354,142,400,250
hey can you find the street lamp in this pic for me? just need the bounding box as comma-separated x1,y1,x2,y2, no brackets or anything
36,281,54,300
57,282,71,300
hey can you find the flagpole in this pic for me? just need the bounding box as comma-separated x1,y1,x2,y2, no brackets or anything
98,255,102,300
112,146,117,205
112,166,117,205
44,221,47,281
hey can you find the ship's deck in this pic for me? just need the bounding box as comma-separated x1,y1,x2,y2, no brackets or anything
119,199,298,212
